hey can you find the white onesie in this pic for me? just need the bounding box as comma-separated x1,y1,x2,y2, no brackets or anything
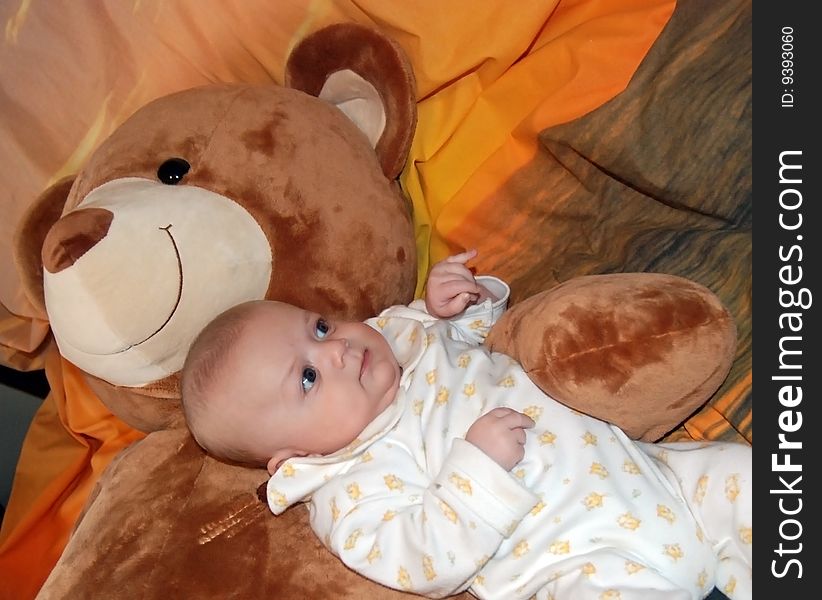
267,277,752,600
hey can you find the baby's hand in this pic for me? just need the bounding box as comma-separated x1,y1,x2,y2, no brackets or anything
425,249,482,318
465,407,535,471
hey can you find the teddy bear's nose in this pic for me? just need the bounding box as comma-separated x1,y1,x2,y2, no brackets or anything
42,207,114,274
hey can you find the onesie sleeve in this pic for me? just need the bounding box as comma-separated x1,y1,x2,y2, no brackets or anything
443,275,509,345
378,275,510,346
308,437,537,598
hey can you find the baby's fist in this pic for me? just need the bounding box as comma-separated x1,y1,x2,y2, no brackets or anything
425,249,481,318
465,407,535,471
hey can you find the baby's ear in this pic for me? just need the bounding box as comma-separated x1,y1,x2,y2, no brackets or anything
267,449,306,475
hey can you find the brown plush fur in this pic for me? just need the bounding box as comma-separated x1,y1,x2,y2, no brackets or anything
486,273,737,441
12,176,73,316
41,430,441,599
285,23,417,180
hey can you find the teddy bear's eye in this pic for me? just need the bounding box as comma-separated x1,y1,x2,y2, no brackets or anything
157,158,191,185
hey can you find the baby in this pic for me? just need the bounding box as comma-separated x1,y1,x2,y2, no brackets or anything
182,250,752,600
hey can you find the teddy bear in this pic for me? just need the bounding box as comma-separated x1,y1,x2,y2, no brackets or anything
8,22,736,599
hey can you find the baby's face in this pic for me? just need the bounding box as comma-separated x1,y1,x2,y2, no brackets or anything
218,302,401,473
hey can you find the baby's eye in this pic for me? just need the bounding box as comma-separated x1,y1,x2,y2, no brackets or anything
301,366,318,393
315,318,330,339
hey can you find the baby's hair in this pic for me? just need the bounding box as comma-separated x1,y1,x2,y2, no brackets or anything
181,301,261,463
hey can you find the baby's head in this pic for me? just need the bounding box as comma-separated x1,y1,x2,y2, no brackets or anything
181,300,401,474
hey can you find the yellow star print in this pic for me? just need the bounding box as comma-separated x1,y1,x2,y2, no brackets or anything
422,555,437,581
449,473,473,495
367,544,381,564
625,560,645,574
725,474,741,502
436,386,450,405
549,540,571,555
617,512,641,530
663,544,684,561
463,383,476,397
739,526,752,544
590,462,609,479
582,492,606,510
458,353,471,368
657,504,676,524
438,500,458,523
582,432,598,446
384,474,404,492
497,375,515,387
426,369,437,384
513,540,529,558
330,498,340,523
397,566,412,590
280,463,296,477
539,431,557,445
268,489,288,508
344,529,363,550
623,460,641,475
694,475,708,504
346,483,362,500
523,405,543,422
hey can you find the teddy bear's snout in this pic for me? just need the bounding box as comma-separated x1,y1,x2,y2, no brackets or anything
42,207,114,274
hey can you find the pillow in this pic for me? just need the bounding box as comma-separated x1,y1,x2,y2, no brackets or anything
539,0,751,443
446,0,752,443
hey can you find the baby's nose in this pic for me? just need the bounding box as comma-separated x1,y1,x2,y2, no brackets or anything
327,338,349,366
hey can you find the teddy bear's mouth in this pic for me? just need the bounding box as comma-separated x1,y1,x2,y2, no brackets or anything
119,224,183,352
44,177,273,387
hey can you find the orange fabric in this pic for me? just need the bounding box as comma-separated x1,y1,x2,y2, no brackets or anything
682,371,753,443
0,347,144,598
401,0,677,287
0,1,673,597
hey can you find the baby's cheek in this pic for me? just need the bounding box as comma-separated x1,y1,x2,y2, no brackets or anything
373,362,397,392
373,362,400,404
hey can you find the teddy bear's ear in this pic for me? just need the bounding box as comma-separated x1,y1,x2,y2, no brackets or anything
12,176,74,315
285,23,417,180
